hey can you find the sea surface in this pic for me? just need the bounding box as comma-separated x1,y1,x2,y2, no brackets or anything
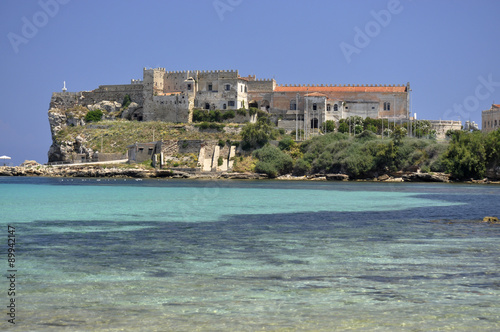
0,177,499,331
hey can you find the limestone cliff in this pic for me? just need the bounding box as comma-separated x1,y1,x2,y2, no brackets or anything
47,93,136,162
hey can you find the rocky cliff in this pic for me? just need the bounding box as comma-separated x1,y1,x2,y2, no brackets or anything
47,92,144,162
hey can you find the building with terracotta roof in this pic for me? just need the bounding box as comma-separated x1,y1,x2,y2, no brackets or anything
482,104,500,133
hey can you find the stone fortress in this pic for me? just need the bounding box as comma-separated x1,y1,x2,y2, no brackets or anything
53,67,465,138
49,67,465,168
54,67,415,130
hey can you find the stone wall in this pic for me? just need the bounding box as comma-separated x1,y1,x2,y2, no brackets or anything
482,105,500,133
428,120,462,139
81,84,144,107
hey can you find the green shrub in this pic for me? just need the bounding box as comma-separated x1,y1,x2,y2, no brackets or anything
278,137,297,151
222,110,235,120
122,94,132,109
293,158,311,175
218,139,226,147
237,108,247,116
217,156,224,166
241,119,276,150
85,109,103,122
248,107,258,116
253,144,293,178
323,120,336,133
443,130,486,179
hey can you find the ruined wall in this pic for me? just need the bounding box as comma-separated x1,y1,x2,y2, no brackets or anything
81,84,144,106
429,120,462,139
50,92,82,110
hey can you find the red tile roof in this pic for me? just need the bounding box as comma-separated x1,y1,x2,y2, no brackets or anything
493,104,500,108
275,85,407,93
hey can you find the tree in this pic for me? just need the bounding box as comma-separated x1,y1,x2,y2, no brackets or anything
443,130,486,179
323,120,335,133
253,144,293,178
241,116,277,150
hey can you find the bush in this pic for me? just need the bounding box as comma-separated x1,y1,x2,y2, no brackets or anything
323,120,335,133
85,109,103,122
278,137,297,151
241,118,278,150
248,107,258,116
122,94,132,109
293,158,311,175
196,122,225,132
222,110,235,121
443,130,486,179
253,144,293,178
217,156,224,166
237,108,247,116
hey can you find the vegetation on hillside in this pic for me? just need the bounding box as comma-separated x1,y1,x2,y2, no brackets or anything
55,120,242,154
52,105,500,180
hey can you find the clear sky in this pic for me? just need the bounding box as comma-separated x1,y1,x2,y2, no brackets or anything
1,0,499,166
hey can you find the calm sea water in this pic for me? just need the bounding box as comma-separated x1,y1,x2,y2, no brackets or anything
1,177,499,331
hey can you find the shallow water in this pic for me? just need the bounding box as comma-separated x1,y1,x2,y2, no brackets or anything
1,178,499,331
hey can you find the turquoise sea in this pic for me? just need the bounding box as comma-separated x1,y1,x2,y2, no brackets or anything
1,177,499,331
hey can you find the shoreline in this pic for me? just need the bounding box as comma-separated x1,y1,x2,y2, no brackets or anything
1,165,499,184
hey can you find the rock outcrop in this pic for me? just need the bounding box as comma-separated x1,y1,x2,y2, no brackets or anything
47,97,124,162
402,172,450,182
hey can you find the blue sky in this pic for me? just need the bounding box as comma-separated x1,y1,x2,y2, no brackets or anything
1,0,499,165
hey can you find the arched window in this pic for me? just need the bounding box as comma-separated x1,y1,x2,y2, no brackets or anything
327,104,331,112
387,102,390,111
313,103,317,111
334,104,338,112
290,100,296,110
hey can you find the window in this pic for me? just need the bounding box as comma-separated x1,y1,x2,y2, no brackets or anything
208,84,213,91
334,104,338,112
327,104,331,112
205,103,210,110
225,84,230,91
290,100,296,110
223,104,227,110
313,103,317,111
384,102,391,111
228,101,235,107
496,120,498,127
187,84,192,91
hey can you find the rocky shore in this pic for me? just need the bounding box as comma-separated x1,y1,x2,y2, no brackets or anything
1,164,499,184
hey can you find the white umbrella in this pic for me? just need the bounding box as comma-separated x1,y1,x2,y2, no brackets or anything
0,155,11,166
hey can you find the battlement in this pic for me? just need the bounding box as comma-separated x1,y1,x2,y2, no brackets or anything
277,83,406,87
131,79,143,84
144,67,166,72
162,69,239,75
